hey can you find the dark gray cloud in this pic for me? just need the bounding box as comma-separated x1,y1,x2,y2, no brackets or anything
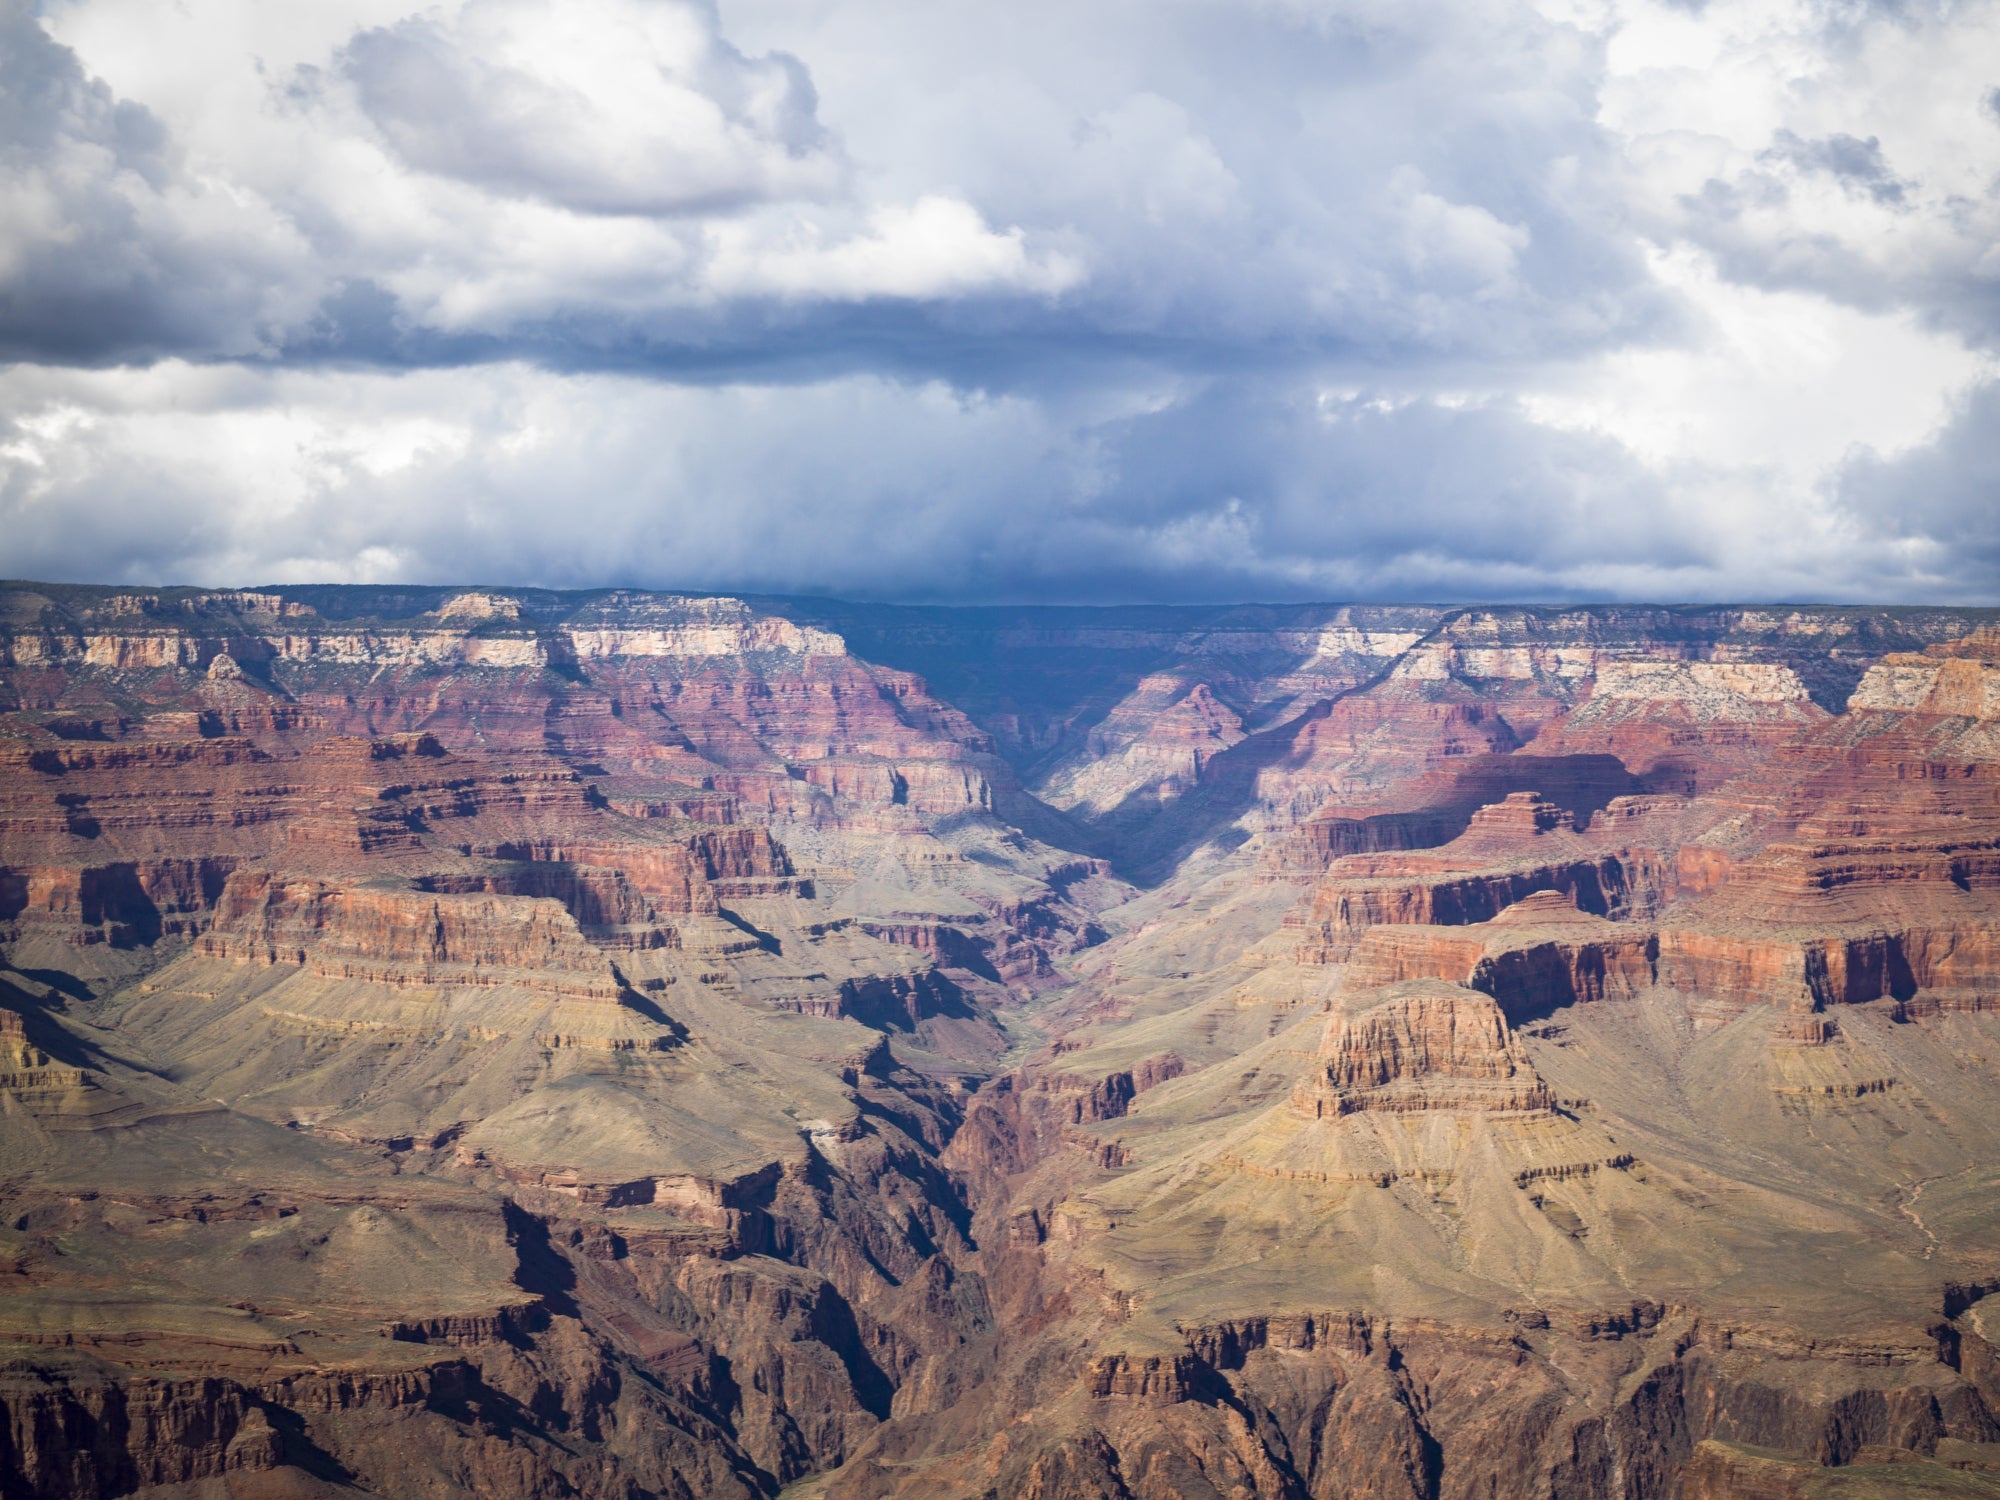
1,0,1670,376
1762,130,1908,204
0,2,322,362
1835,377,2000,593
0,361,1913,605
0,0,1995,604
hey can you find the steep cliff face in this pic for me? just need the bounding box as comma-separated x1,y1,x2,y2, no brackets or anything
6,587,2000,1500
1342,891,1661,1018
1287,984,1564,1126
1289,792,1666,962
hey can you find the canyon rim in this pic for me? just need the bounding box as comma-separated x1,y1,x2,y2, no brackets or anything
3,589,2000,1498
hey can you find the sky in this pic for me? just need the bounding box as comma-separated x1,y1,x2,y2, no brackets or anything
1,0,1997,604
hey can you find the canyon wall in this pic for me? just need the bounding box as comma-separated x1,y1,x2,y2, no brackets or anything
4,586,2000,1499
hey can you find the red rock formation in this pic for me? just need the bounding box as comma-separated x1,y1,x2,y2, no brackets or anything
0,856,238,944
1271,752,1654,876
1345,891,1660,1018
1291,793,1660,961
1292,985,1558,1117
195,871,637,1004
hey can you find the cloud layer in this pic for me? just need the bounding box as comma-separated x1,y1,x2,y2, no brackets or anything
2,0,1996,601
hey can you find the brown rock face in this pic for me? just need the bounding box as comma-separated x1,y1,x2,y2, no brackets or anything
1675,1438,2000,1498
1296,986,1556,1117
10,587,2000,1500
195,871,639,1003
1290,793,1659,962
1345,892,1661,1018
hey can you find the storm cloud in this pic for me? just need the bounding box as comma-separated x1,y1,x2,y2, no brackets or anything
1,0,1996,602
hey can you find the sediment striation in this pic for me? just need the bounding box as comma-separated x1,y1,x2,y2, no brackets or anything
5,586,2000,1498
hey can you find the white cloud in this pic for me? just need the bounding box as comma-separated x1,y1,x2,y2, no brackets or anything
1519,244,1993,478
2,0,1997,602
337,0,839,216
1392,168,1532,298
0,1,328,360
16,0,1074,350
1593,0,2000,337
707,196,1081,301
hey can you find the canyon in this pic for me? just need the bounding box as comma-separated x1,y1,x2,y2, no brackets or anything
3,584,2000,1499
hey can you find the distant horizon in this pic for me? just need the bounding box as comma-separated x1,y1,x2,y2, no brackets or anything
9,579,2000,618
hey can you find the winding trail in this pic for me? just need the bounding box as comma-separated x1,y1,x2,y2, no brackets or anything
1897,1164,1981,1261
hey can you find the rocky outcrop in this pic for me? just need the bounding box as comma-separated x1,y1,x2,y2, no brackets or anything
1045,678,1248,816
0,1003,94,1097
1292,985,1558,1118
195,871,636,1003
1345,891,1660,1019
1,591,845,678
1292,794,1653,961
1675,1438,2000,1497
1273,753,1654,877
0,857,238,945
1654,922,2000,1013
1294,856,1638,960
1850,630,2000,720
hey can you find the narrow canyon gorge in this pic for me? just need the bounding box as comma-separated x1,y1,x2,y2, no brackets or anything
4,584,2000,1499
